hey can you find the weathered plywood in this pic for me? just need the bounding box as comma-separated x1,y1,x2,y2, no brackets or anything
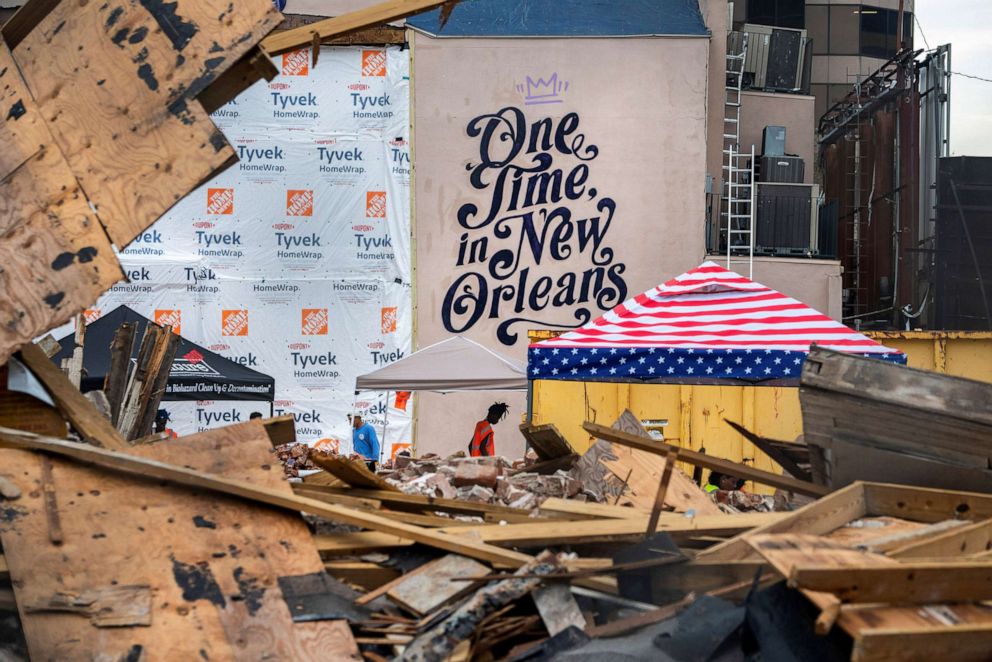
0,422,359,661
386,554,489,616
0,0,281,363
11,0,282,247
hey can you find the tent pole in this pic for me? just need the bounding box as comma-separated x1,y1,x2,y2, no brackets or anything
381,392,389,465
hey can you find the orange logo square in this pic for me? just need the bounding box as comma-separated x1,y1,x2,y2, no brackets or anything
394,391,411,412
287,189,314,217
207,188,234,215
282,49,310,76
301,308,329,336
154,309,182,335
381,307,397,334
362,50,386,77
221,309,249,337
314,438,340,454
366,191,386,218
390,443,411,459
83,309,101,324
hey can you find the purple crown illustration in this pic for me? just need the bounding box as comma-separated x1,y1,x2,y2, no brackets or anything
515,73,569,105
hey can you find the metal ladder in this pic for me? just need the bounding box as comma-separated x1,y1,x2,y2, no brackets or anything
721,31,755,278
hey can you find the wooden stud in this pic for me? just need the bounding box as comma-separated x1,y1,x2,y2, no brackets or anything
584,422,829,498
854,624,992,662
261,0,449,54
17,343,128,450
791,563,992,604
888,518,992,559
647,447,678,536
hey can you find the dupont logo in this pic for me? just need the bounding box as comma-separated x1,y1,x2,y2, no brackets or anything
272,222,294,230
282,49,310,76
193,221,215,229
269,82,290,90
287,342,310,350
301,308,329,336
366,191,387,218
221,309,249,337
381,307,397,334
154,309,182,335
287,189,314,217
274,400,294,407
208,344,230,352
362,50,386,77
368,341,385,350
353,224,374,232
348,83,370,91
83,309,101,324
207,188,234,215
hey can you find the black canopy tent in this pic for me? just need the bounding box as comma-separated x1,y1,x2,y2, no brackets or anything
53,306,275,403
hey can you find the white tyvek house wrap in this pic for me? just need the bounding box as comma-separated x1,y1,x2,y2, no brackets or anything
58,46,413,460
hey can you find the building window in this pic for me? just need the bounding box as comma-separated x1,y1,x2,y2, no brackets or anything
828,5,860,56
746,0,805,29
859,6,914,59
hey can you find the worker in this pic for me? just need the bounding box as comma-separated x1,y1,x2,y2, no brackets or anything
468,402,509,457
705,471,744,493
351,414,380,472
154,409,178,439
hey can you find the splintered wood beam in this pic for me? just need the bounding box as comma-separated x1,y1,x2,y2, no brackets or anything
261,0,449,54
888,518,992,559
791,563,992,604
0,426,533,569
17,342,128,450
583,422,829,498
854,624,992,662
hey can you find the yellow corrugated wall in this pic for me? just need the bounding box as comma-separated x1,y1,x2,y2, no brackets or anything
529,331,992,487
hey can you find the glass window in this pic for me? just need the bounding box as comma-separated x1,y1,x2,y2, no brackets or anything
829,6,860,55
746,0,805,29
807,5,829,56
860,6,893,59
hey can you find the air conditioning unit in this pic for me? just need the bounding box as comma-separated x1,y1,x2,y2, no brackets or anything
740,24,808,92
754,183,820,256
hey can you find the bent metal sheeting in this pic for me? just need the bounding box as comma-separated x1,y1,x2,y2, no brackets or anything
528,261,905,385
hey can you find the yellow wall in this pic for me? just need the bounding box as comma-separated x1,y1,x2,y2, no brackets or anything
530,331,992,486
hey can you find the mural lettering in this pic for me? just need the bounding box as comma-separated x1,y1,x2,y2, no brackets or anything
442,105,627,345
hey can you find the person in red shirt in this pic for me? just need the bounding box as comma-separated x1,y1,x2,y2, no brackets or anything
468,402,509,457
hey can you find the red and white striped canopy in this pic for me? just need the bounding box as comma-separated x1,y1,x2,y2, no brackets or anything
535,261,902,354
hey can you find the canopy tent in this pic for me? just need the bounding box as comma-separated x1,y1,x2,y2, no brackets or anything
54,306,275,402
356,336,527,392
528,261,906,386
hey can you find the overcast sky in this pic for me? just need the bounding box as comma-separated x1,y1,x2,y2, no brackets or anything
915,0,992,155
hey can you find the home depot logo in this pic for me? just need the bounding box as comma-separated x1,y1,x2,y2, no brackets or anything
287,189,314,217
282,49,309,76
362,50,386,77
381,307,397,334
390,443,411,459
154,309,182,335
83,309,101,324
222,310,249,337
314,438,340,454
207,188,234,215
366,191,386,218
301,308,329,336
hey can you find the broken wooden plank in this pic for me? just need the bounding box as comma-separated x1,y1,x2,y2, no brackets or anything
63,315,85,388
0,426,538,571
854,624,992,662
860,519,969,554
386,555,489,616
519,423,575,461
603,410,721,515
791,562,992,604
537,497,644,520
310,452,399,491
439,513,784,547
262,414,297,447
17,342,128,450
647,446,678,535
585,421,829,498
888,518,992,559
103,322,136,428
261,0,449,54
313,532,414,557
725,419,813,482
23,585,151,627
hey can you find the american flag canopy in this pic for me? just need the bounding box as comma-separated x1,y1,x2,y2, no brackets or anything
528,261,905,385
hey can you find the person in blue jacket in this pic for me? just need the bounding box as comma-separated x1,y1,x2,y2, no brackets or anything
350,414,380,472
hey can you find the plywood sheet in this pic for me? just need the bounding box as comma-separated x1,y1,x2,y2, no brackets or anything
0,422,360,661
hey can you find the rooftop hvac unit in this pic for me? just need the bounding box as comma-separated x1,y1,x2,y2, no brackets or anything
740,24,808,92
754,183,820,256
